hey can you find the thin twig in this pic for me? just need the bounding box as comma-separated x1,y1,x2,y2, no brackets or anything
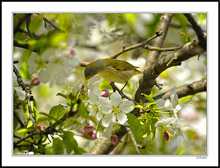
184,14,206,50
13,39,37,52
110,82,132,101
109,29,162,59
14,111,25,128
13,134,33,144
144,45,183,52
126,127,140,154
13,65,36,127
25,14,33,37
14,106,77,146
14,14,30,35
36,13,65,33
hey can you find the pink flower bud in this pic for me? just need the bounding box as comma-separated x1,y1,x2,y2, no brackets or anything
164,131,169,141
78,84,83,91
84,125,94,132
90,133,97,140
101,90,109,97
69,49,75,56
111,135,119,145
79,128,85,134
36,125,41,130
87,129,94,136
31,78,40,85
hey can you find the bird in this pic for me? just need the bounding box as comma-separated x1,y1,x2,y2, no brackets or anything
84,58,142,90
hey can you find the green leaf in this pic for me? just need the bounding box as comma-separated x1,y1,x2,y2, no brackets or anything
28,15,42,34
141,93,155,103
173,14,188,33
123,13,137,26
147,102,157,112
150,118,157,141
78,102,89,117
35,36,48,53
56,93,67,99
58,14,72,32
134,105,144,110
49,104,67,121
146,14,162,37
127,113,143,144
61,131,82,154
142,121,151,138
33,134,41,141
33,105,39,122
16,128,34,134
47,30,68,48
37,117,49,124
179,95,194,104
198,13,207,25
20,50,32,79
52,138,65,154
13,115,19,130
27,120,33,128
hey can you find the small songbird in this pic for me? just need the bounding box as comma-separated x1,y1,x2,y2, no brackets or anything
84,58,142,89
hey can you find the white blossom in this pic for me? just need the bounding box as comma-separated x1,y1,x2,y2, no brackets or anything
157,86,183,119
99,92,134,127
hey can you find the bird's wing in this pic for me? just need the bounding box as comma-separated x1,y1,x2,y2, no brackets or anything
109,59,139,71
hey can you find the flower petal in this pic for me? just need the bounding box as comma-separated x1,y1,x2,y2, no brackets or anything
110,93,121,107
102,113,114,127
88,89,98,104
170,86,178,104
155,117,176,127
173,104,182,119
96,111,103,121
157,99,165,107
164,99,172,110
38,69,49,83
116,113,128,125
119,100,134,113
105,122,114,138
156,99,166,111
99,98,112,114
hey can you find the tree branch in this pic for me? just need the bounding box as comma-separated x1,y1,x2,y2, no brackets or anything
14,104,77,147
126,127,140,154
145,13,173,68
153,78,207,101
79,30,162,67
109,29,162,59
13,65,36,127
87,77,207,154
14,111,25,128
88,125,127,154
135,40,205,102
184,13,206,50
36,13,65,33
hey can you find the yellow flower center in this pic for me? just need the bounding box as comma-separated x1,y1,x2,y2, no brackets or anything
113,106,120,115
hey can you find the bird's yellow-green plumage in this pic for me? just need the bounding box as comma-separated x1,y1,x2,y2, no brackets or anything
84,58,142,83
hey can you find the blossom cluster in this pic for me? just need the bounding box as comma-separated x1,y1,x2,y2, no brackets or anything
155,87,183,141
84,75,135,138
